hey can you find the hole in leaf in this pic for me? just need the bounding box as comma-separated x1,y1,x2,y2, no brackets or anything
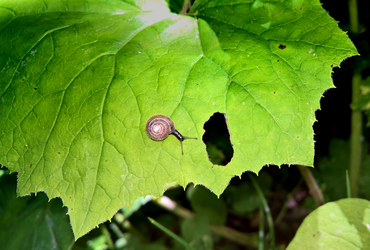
278,44,287,50
202,112,234,166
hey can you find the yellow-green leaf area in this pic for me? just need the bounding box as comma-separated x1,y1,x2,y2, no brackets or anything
0,0,358,238
287,198,370,249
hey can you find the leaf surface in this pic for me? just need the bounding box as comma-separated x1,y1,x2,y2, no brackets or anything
287,198,370,249
0,0,357,238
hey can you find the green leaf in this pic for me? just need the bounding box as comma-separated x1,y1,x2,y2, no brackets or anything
181,215,214,250
0,0,357,238
187,185,227,225
287,198,370,250
223,182,261,214
0,174,74,250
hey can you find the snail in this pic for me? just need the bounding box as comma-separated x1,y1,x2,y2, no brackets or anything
146,115,197,155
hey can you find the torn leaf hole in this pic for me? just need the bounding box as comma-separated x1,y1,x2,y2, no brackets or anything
202,112,234,166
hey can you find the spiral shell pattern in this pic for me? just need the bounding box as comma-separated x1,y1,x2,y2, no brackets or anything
146,115,175,141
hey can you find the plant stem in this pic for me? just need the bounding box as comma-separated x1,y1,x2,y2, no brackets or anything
248,173,275,249
148,217,197,250
349,0,359,33
348,0,361,197
258,206,265,250
298,165,324,206
350,69,362,197
154,196,193,219
209,225,255,247
180,0,190,14
346,170,352,198
153,196,256,247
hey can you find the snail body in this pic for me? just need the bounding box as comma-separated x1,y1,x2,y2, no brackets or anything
146,115,197,155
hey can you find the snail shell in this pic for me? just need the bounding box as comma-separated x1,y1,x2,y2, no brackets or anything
146,114,197,155
146,115,175,141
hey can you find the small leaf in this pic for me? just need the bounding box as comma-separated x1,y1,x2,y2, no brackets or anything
187,185,227,225
287,198,370,250
181,215,214,250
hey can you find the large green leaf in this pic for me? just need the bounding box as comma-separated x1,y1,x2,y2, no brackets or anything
287,198,370,249
0,0,357,238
